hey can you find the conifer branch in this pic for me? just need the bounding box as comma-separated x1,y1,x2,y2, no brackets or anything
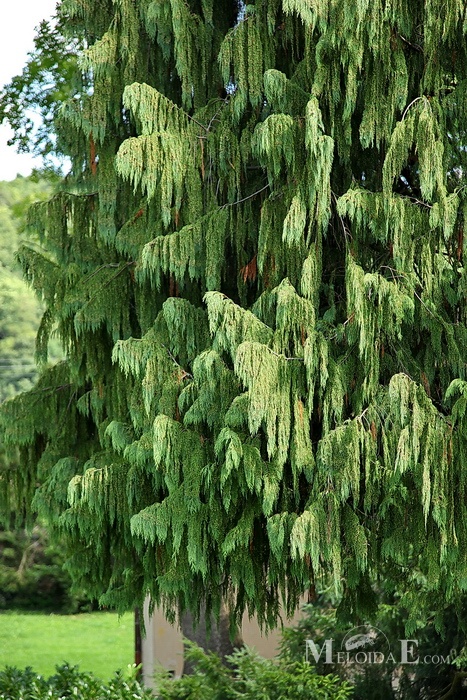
161,345,193,380
401,96,426,121
331,192,351,240
78,261,136,309
379,266,407,281
398,35,423,53
404,195,432,209
223,183,270,208
206,105,225,133
438,672,467,699
61,191,98,197
193,103,226,135
29,383,73,395
413,290,442,322
82,262,135,284
266,348,304,362
57,389,79,435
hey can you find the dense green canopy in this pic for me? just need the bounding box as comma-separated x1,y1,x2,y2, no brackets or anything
1,0,466,632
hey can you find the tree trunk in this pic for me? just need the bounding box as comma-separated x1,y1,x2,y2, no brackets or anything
180,602,242,675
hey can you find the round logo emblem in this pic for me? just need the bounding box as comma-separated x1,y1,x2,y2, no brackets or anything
341,625,390,660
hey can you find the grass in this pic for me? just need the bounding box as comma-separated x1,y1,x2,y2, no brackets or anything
0,610,134,679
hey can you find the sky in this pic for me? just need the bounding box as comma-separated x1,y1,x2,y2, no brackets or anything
0,0,58,181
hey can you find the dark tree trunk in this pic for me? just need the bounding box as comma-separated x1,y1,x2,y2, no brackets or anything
180,602,243,675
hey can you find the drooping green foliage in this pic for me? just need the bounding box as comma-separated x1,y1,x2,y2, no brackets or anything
1,0,467,633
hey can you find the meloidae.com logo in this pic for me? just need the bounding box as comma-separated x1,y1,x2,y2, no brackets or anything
305,625,457,666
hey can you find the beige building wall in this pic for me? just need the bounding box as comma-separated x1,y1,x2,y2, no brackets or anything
141,598,306,688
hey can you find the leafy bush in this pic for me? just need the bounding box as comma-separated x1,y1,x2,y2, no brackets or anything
154,643,353,700
0,651,352,700
0,663,154,700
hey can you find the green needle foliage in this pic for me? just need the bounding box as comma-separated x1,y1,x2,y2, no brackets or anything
1,0,467,634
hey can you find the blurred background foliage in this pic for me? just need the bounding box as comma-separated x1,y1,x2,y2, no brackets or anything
0,174,92,613
0,525,94,613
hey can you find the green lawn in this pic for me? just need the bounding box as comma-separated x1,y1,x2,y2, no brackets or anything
0,611,133,679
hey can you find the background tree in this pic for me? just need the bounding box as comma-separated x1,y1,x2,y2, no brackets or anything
0,0,466,646
0,524,95,613
0,11,83,166
0,177,52,402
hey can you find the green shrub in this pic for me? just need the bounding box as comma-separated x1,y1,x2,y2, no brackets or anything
0,663,154,700
0,652,353,700
154,643,353,700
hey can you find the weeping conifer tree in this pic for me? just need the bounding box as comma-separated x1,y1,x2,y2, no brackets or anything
1,0,467,635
